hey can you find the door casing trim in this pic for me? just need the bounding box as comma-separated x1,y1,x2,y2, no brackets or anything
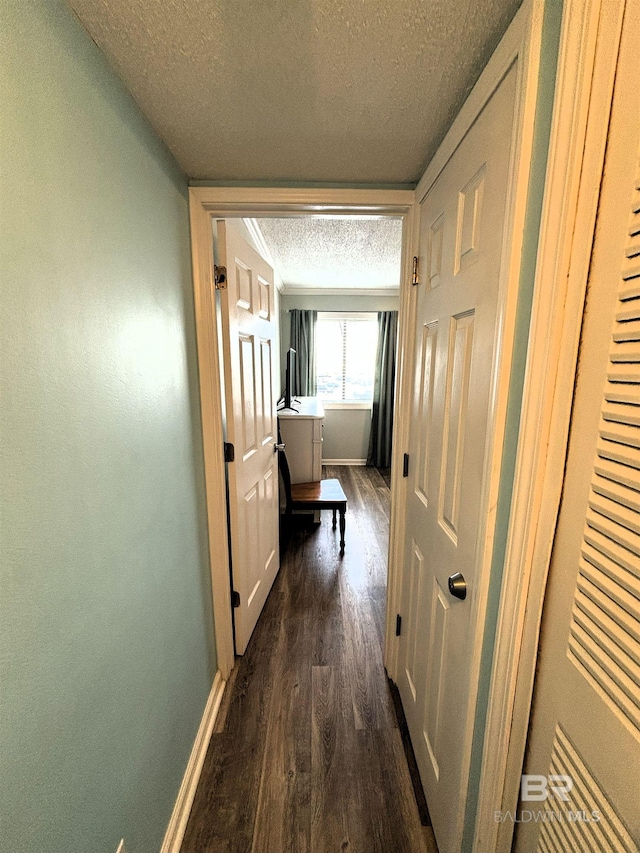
188,188,415,679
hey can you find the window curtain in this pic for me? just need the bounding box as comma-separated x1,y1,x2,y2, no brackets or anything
367,311,398,468
289,309,317,396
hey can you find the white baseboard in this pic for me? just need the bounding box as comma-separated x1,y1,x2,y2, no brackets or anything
322,458,367,466
160,671,226,853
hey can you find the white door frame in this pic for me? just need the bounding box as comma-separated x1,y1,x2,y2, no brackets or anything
473,1,627,850
188,188,416,679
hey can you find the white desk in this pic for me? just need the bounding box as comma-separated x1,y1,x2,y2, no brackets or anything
278,396,324,484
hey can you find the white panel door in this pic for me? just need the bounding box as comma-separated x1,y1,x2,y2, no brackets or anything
217,221,280,655
397,64,518,853
516,10,640,852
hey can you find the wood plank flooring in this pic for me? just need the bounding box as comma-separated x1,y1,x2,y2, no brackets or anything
181,466,437,853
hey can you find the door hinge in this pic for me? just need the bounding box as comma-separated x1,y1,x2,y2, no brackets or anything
214,265,227,290
403,453,409,477
396,614,402,636
412,256,419,286
231,590,240,608
224,442,235,462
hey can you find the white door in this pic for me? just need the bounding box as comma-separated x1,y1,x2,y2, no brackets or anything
397,63,518,853
516,10,640,852
217,221,280,655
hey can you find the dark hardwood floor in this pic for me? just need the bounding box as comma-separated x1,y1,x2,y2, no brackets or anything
181,466,437,853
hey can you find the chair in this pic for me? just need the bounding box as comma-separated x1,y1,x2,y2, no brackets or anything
277,447,347,554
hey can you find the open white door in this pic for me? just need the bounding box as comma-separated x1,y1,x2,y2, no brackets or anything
217,221,280,655
396,23,529,851
516,8,640,851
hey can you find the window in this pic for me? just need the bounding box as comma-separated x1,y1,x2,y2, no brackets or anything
316,313,378,404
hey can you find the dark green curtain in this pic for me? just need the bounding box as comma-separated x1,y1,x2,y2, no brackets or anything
289,309,317,396
367,311,398,468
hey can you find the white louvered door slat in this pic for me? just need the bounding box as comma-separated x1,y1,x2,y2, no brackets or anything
516,8,640,850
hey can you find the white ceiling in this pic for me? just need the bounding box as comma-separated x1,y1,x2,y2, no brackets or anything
252,216,404,292
69,0,522,184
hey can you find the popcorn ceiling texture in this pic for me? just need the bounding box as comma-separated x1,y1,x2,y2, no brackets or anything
69,0,522,183
255,217,403,289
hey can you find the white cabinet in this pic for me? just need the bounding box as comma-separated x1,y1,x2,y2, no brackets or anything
278,397,324,484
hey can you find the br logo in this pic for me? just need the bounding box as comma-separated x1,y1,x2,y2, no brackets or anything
521,775,573,802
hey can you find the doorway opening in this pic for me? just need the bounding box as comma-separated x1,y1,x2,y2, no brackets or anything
189,189,417,683
214,211,406,656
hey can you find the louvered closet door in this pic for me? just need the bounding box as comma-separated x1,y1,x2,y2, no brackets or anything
515,10,640,852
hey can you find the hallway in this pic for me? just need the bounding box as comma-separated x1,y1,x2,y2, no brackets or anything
182,467,437,853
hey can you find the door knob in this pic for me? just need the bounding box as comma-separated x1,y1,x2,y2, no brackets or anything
448,572,467,600
274,443,285,452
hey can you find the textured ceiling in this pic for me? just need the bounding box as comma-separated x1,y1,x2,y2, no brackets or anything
69,0,522,184
254,217,403,290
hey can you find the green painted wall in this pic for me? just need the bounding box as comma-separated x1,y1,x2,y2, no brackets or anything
461,0,564,847
0,2,215,852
